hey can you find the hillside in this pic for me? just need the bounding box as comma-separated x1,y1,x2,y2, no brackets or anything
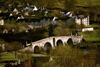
77,0,100,6
1,0,100,7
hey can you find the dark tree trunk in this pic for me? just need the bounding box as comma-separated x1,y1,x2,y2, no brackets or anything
15,51,17,58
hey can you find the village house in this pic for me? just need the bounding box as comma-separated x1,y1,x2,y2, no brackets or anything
23,5,38,11
0,38,5,51
53,14,89,26
32,6,38,11
63,11,90,26
3,29,8,33
0,44,5,51
0,4,90,32
72,15,89,26
16,16,54,27
49,10,90,26
16,15,24,20
24,12,29,16
13,8,19,15
0,19,4,25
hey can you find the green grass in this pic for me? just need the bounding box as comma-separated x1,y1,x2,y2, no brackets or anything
0,52,36,62
83,36,100,42
82,29,100,42
85,25,100,28
0,52,18,62
77,0,100,6
32,54,47,57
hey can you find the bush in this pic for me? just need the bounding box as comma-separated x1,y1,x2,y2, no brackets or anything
44,45,97,67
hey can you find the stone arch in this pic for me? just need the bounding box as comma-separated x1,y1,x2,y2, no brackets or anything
34,46,40,54
56,39,63,47
44,42,52,54
67,38,73,45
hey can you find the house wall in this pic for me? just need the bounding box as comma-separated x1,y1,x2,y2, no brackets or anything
0,19,4,25
75,19,81,25
0,44,5,51
75,16,89,26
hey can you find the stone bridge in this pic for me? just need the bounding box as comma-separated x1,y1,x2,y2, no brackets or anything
22,35,83,52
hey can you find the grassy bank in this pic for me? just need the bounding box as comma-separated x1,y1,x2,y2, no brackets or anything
0,52,18,62
77,0,100,6
82,29,100,42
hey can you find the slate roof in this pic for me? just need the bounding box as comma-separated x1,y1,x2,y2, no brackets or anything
72,15,87,19
23,7,33,11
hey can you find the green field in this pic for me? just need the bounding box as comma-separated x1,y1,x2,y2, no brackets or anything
0,52,18,62
77,0,100,6
82,29,100,42
0,52,46,62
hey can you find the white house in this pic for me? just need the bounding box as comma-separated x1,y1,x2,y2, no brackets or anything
72,15,89,26
65,11,89,26
9,13,13,17
0,19,4,25
0,44,5,51
24,12,29,16
75,15,89,26
13,8,19,14
16,15,24,20
32,6,38,11
66,11,72,17
3,29,8,33
23,7,33,11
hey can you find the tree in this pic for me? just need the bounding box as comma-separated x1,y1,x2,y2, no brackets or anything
0,25,4,33
43,25,49,38
54,26,71,36
0,46,2,59
69,22,81,29
23,58,32,67
10,41,23,58
21,0,46,7
43,45,96,67
48,24,54,36
24,49,33,58
53,21,72,36
5,43,13,52
35,0,47,7
17,49,33,67
43,32,49,38
0,38,6,59
64,0,77,11
84,0,100,24
46,0,57,8
44,45,84,67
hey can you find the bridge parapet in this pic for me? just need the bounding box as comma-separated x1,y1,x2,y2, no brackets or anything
71,35,83,44
71,35,83,38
